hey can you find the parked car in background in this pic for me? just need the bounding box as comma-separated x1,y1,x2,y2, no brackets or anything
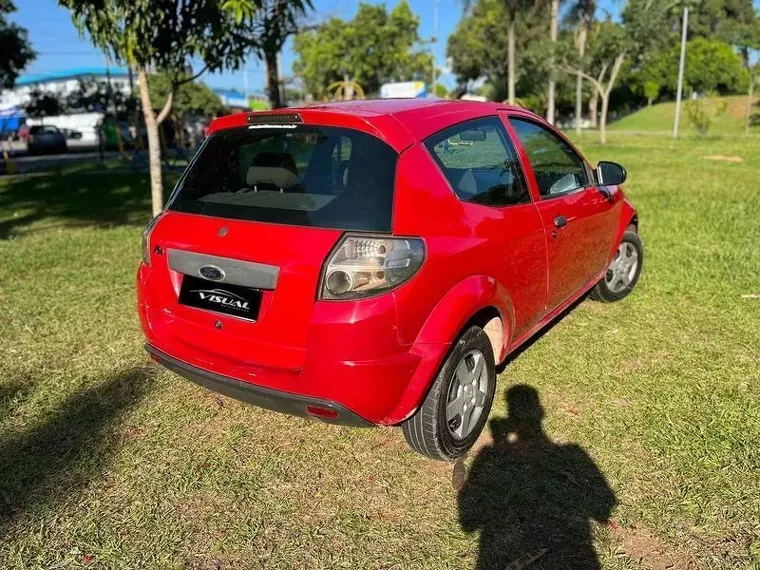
27,125,67,155
59,128,83,140
138,100,642,460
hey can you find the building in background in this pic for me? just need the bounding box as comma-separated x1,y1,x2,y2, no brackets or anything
0,66,131,111
212,88,250,111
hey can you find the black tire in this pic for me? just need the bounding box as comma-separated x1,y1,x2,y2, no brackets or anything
590,229,643,303
402,326,496,461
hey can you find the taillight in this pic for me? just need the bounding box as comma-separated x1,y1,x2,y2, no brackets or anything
141,214,163,265
319,235,425,300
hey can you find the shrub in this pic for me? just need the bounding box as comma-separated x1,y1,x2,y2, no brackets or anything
684,96,727,135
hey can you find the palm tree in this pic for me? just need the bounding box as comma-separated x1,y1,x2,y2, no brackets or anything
567,0,596,134
546,0,560,123
461,0,536,104
249,0,312,109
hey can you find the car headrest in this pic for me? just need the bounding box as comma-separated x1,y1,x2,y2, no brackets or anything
251,151,298,176
247,166,299,189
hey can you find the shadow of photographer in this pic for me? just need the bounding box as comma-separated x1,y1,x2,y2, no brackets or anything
458,385,617,570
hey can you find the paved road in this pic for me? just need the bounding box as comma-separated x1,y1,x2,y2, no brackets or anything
2,143,121,174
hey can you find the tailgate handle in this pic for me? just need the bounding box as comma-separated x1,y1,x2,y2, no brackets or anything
168,249,279,290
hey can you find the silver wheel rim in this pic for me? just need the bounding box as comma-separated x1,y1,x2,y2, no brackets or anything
446,349,490,440
605,241,639,293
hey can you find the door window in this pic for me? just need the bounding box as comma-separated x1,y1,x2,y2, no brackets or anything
425,117,529,206
510,118,588,198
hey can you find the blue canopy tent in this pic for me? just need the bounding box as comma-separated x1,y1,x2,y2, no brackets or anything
0,107,25,137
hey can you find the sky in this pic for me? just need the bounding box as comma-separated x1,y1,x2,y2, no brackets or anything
10,0,470,93
6,0,700,95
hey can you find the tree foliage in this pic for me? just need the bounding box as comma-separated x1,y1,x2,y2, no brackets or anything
248,0,311,108
147,73,224,117
0,0,35,89
65,78,137,119
293,1,433,97
60,0,268,216
448,0,554,104
24,89,64,119
638,37,748,96
60,0,259,83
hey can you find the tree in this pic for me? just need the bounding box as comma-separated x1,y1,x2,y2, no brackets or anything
60,0,265,216
639,38,748,96
448,0,551,104
293,2,432,98
0,0,35,89
566,0,596,133
460,0,537,104
563,21,628,144
147,73,224,118
643,80,660,106
546,0,560,124
65,78,137,119
244,0,312,109
24,89,65,119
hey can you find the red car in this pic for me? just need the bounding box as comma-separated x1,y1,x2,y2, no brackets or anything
138,100,642,460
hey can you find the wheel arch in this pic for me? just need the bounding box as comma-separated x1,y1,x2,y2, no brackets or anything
385,275,513,425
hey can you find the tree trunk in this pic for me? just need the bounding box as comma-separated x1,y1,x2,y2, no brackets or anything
598,53,625,145
599,93,609,144
589,91,598,128
507,12,516,104
745,72,755,136
547,0,559,124
137,68,164,217
574,24,588,135
265,49,282,109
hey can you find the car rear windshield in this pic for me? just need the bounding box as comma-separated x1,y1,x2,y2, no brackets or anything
168,125,398,232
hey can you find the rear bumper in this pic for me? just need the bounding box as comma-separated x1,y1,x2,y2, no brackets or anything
138,261,451,426
146,344,372,427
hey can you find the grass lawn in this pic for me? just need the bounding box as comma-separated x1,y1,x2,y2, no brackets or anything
610,95,759,135
1,133,759,569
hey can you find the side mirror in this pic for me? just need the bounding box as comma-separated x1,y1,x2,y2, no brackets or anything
596,161,627,186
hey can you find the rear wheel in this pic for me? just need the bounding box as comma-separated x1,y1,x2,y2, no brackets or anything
402,326,496,461
590,229,643,302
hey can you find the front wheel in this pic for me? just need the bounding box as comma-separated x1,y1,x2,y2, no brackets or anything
590,229,643,302
402,326,496,461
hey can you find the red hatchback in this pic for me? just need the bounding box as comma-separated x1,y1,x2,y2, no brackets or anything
138,100,642,460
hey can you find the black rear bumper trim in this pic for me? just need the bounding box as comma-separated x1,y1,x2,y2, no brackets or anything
145,344,372,427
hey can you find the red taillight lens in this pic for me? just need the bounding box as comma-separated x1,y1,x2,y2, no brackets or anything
306,405,339,420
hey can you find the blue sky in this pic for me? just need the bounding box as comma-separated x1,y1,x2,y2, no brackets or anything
10,0,469,93
5,0,690,94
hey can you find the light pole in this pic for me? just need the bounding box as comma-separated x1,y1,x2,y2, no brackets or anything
672,5,689,140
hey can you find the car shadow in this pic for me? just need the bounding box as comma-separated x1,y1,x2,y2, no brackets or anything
457,384,617,569
0,366,153,526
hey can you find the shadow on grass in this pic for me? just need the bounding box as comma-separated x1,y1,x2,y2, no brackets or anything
458,385,617,569
0,171,160,239
0,366,153,527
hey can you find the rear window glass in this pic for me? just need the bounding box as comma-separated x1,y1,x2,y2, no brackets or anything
168,125,397,232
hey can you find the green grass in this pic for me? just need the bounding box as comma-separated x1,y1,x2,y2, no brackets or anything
1,135,759,569
610,94,759,135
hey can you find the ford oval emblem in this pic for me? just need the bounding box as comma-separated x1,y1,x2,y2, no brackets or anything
199,264,225,282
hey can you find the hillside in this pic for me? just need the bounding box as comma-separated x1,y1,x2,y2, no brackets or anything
610,95,758,135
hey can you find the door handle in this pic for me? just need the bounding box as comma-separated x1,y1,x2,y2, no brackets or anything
553,215,568,229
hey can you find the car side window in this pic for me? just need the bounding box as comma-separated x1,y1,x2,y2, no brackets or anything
510,118,588,198
425,117,529,207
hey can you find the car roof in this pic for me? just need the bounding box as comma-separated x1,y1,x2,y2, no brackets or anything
209,99,539,152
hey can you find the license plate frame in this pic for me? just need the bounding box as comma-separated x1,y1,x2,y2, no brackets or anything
178,275,262,322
